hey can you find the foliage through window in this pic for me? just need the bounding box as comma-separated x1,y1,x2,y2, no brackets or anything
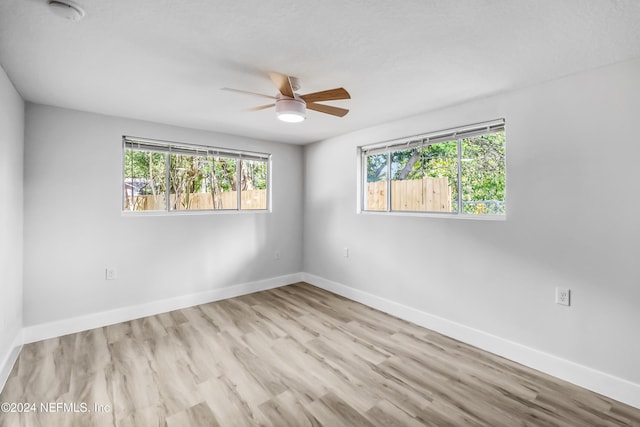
123,137,270,213
362,120,505,216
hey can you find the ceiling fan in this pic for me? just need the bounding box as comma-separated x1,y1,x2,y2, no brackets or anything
222,72,350,123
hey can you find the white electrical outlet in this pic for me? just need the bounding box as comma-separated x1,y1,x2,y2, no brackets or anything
105,268,118,280
343,247,349,258
555,287,570,306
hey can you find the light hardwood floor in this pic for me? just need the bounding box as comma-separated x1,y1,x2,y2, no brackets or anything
1,282,639,426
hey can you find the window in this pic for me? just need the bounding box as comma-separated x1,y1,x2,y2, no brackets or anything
123,136,270,213
361,120,505,217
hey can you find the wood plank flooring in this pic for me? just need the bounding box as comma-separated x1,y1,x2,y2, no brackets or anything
1,282,639,426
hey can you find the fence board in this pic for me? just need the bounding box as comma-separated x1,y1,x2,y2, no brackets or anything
127,189,267,211
367,181,387,211
128,180,449,213
367,177,451,212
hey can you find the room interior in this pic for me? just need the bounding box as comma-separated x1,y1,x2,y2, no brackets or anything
1,0,640,425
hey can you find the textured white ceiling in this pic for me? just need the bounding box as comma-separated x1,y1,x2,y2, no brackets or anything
1,0,639,144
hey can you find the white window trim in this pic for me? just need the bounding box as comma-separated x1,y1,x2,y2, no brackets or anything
357,119,506,219
122,136,272,215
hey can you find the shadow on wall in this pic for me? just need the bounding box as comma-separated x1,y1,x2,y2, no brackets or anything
50,210,284,326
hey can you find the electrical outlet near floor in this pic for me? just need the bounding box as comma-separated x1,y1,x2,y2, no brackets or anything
555,287,570,306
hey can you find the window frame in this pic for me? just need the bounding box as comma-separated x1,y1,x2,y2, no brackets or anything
358,119,506,219
122,136,271,215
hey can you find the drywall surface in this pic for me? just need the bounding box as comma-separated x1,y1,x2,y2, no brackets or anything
0,65,24,383
303,58,640,385
23,104,304,326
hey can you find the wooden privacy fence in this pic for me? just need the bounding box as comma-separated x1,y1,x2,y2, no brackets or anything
367,177,451,212
126,189,267,211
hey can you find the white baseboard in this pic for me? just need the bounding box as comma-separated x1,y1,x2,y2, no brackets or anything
0,330,23,394
22,273,304,344
302,273,640,410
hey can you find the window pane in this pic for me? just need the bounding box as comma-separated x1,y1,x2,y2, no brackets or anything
390,141,457,212
423,141,458,212
461,131,506,215
240,159,268,210
123,137,270,214
123,148,166,211
211,156,238,210
390,147,419,211
364,153,387,211
169,154,208,211
168,155,241,211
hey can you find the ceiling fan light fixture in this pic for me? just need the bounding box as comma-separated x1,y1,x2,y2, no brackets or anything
223,72,349,120
275,98,306,123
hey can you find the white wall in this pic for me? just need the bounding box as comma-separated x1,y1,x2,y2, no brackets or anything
0,65,24,386
23,104,304,328
303,58,640,401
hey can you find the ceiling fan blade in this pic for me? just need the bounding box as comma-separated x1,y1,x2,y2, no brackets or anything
221,87,277,100
300,88,351,103
268,72,295,98
246,104,275,112
306,102,349,117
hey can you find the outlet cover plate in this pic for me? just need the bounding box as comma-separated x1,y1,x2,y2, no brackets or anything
555,287,570,306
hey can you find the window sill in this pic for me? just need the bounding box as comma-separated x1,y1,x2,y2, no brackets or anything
358,210,506,221
121,209,271,217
